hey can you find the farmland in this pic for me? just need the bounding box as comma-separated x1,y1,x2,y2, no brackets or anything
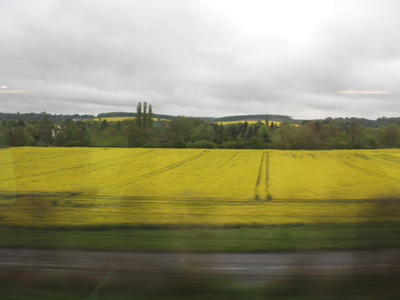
88,116,169,122
217,120,284,126
1,147,400,229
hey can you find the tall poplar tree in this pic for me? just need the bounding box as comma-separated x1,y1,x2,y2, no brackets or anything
143,102,148,129
136,102,142,128
148,104,153,128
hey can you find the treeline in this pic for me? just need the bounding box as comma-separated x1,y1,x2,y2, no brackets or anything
323,116,400,128
1,112,400,150
2,111,400,127
0,112,94,122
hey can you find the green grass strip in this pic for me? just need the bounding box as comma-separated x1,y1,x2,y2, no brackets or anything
0,222,399,251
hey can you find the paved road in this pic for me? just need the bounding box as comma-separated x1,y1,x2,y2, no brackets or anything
1,248,399,282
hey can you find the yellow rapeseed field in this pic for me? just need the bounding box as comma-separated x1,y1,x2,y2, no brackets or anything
0,147,399,227
216,120,283,126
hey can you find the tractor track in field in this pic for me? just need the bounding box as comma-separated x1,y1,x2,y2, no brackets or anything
0,150,154,184
254,152,270,200
322,152,400,184
254,152,265,199
124,150,210,184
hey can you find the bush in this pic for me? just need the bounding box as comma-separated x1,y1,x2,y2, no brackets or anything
220,140,250,149
65,140,82,147
189,140,218,149
143,138,161,148
173,140,187,148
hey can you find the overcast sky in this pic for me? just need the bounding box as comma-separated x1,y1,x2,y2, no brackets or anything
1,0,399,119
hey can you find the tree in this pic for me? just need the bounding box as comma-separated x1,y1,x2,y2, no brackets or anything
349,123,363,148
54,132,66,146
65,121,79,145
258,124,271,143
212,123,231,144
36,113,54,145
361,127,378,148
101,119,109,130
190,124,215,142
376,124,400,147
148,104,153,128
0,127,10,148
169,117,192,142
136,102,142,128
271,125,296,149
10,127,25,146
244,125,255,139
23,130,34,146
295,121,320,149
143,102,148,130
123,123,146,147
42,112,50,124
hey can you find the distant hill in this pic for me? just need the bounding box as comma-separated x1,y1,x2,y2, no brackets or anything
212,114,293,123
97,112,175,120
97,113,294,123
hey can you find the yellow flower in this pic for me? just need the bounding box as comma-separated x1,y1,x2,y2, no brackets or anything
0,147,399,227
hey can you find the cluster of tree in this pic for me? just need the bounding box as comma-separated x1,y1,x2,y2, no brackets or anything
0,112,94,122
3,111,400,127
270,121,400,150
322,116,400,128
1,109,400,149
0,113,90,147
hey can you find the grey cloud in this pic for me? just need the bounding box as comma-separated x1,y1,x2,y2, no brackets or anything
1,0,399,119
